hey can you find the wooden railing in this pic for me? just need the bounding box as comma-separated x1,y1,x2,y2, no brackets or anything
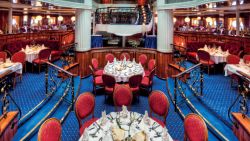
0,30,74,50
174,31,250,54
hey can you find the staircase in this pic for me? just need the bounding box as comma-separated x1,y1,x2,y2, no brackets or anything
13,62,81,141
166,62,238,141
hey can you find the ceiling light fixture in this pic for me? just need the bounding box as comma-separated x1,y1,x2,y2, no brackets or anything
184,17,190,23
58,16,64,22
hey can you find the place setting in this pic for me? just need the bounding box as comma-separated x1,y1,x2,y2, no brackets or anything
80,106,170,141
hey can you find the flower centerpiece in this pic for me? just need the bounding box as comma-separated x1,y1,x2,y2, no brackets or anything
128,39,140,48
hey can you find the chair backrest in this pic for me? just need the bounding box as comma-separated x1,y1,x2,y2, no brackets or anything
120,52,130,61
91,58,99,70
11,51,26,64
139,54,148,65
243,55,250,64
102,74,116,88
38,118,62,141
129,74,142,88
197,50,210,61
147,59,156,71
227,54,240,64
184,113,208,141
0,51,7,62
105,53,115,63
113,85,133,107
75,92,95,127
39,49,51,60
148,91,169,121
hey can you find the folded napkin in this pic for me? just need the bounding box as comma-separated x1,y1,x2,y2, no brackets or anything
132,131,147,141
112,127,125,141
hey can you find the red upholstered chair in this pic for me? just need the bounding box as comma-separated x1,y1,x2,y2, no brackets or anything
197,50,215,75
139,54,148,66
227,54,240,64
243,55,250,64
120,52,130,61
113,85,133,111
0,51,7,62
144,59,155,77
75,92,98,135
91,58,103,76
141,68,155,93
11,51,26,87
102,74,118,99
89,65,103,94
32,49,51,73
184,113,208,141
148,90,170,127
125,75,142,101
38,118,62,141
226,55,240,87
105,53,115,63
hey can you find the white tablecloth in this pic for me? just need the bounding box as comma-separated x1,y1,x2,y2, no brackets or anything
224,64,250,77
197,48,229,64
104,60,144,82
0,62,23,75
79,112,173,141
23,46,47,63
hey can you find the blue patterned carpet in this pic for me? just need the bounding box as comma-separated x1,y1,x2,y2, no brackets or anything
1,61,249,141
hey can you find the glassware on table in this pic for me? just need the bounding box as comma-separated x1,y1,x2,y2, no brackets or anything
121,105,128,118
101,111,107,126
162,128,169,141
143,111,150,125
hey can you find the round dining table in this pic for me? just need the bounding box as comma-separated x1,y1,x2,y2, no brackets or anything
79,111,173,141
197,47,230,64
103,60,144,82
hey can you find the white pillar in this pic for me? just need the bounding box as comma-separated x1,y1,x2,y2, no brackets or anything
8,8,13,34
75,9,92,51
93,12,96,35
236,9,240,36
157,9,173,52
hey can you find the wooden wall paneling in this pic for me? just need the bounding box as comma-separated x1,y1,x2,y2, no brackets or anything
156,51,173,78
76,51,91,77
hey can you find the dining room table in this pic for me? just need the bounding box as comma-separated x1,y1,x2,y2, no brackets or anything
0,59,22,76
22,45,48,63
197,45,230,64
224,61,250,77
103,58,144,83
79,109,173,141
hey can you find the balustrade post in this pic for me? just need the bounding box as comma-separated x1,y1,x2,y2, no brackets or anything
45,63,48,95
200,67,204,96
71,76,75,111
174,77,177,112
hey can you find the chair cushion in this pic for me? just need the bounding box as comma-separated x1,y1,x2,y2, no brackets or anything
105,84,120,93
200,60,215,65
51,50,63,56
33,58,48,64
79,118,98,135
141,77,151,87
187,52,197,58
151,117,165,127
144,70,150,77
94,76,103,85
125,84,139,92
94,69,103,76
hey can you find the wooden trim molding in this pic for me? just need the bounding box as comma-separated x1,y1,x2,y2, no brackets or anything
76,47,173,79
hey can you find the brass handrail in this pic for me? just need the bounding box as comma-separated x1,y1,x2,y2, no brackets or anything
172,63,202,78
46,61,74,76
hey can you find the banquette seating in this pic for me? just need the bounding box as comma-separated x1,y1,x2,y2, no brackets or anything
2,39,63,62
186,42,242,63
